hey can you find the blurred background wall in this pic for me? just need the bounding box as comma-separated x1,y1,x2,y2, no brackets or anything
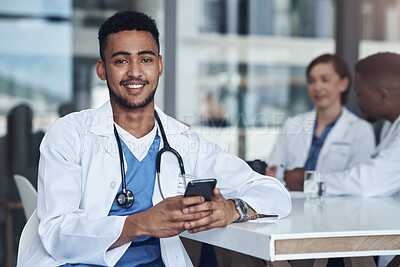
1,0,400,266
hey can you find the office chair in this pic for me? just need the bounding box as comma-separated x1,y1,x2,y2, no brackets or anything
14,174,38,220
17,208,38,262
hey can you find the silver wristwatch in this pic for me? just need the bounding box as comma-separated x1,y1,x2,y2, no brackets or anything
230,198,249,223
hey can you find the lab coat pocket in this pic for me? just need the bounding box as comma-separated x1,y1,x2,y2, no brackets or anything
324,142,351,171
330,142,350,155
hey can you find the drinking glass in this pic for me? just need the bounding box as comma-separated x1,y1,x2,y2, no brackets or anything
303,171,326,199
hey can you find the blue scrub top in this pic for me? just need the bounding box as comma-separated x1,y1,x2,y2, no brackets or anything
62,134,164,267
304,113,341,170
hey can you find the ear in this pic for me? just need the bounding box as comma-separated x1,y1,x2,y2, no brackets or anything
158,55,163,77
96,59,106,81
339,77,350,93
378,87,390,102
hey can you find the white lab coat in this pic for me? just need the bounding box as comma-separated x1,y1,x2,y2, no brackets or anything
18,101,291,267
325,114,400,197
268,107,375,181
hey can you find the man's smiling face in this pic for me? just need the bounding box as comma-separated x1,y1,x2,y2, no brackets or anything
96,30,163,110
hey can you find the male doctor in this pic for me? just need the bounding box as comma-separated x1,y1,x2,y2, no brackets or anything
18,11,291,267
285,52,400,197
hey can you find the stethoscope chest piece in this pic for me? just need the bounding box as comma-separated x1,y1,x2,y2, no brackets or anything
117,190,134,208
114,124,135,209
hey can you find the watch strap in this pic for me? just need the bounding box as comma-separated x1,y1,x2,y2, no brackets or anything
230,198,249,223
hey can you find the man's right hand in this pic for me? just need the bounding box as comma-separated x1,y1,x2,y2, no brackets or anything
109,195,211,249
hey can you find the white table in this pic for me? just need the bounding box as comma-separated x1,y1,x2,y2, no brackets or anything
181,194,400,264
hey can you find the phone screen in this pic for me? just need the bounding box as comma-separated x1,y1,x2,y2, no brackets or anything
184,178,217,201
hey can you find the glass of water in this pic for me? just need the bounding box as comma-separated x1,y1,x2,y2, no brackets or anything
303,171,326,199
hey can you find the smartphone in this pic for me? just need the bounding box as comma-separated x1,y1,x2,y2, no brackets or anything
184,178,217,201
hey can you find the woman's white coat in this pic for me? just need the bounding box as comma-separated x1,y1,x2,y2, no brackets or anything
268,107,375,181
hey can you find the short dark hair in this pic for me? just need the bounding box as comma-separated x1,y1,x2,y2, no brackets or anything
355,52,400,91
306,54,352,104
98,11,160,61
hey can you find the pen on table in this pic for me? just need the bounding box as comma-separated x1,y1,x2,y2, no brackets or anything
280,164,288,171
248,213,279,220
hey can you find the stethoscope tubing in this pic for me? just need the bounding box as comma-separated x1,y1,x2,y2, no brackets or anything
154,111,185,176
113,125,128,194
113,110,186,205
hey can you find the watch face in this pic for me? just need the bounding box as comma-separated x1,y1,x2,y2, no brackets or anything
237,199,249,216
232,199,249,222
239,201,246,212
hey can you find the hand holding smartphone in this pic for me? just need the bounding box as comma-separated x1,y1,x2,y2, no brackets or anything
184,178,217,201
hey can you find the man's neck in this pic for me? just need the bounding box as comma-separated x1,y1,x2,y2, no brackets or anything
112,104,155,139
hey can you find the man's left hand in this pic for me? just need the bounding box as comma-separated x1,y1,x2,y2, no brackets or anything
181,188,253,233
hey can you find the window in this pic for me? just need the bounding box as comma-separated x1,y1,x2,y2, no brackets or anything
176,0,335,160
0,0,73,134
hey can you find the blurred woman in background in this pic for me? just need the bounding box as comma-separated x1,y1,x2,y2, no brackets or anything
266,54,375,190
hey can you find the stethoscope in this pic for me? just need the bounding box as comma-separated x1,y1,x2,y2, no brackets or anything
113,111,186,208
